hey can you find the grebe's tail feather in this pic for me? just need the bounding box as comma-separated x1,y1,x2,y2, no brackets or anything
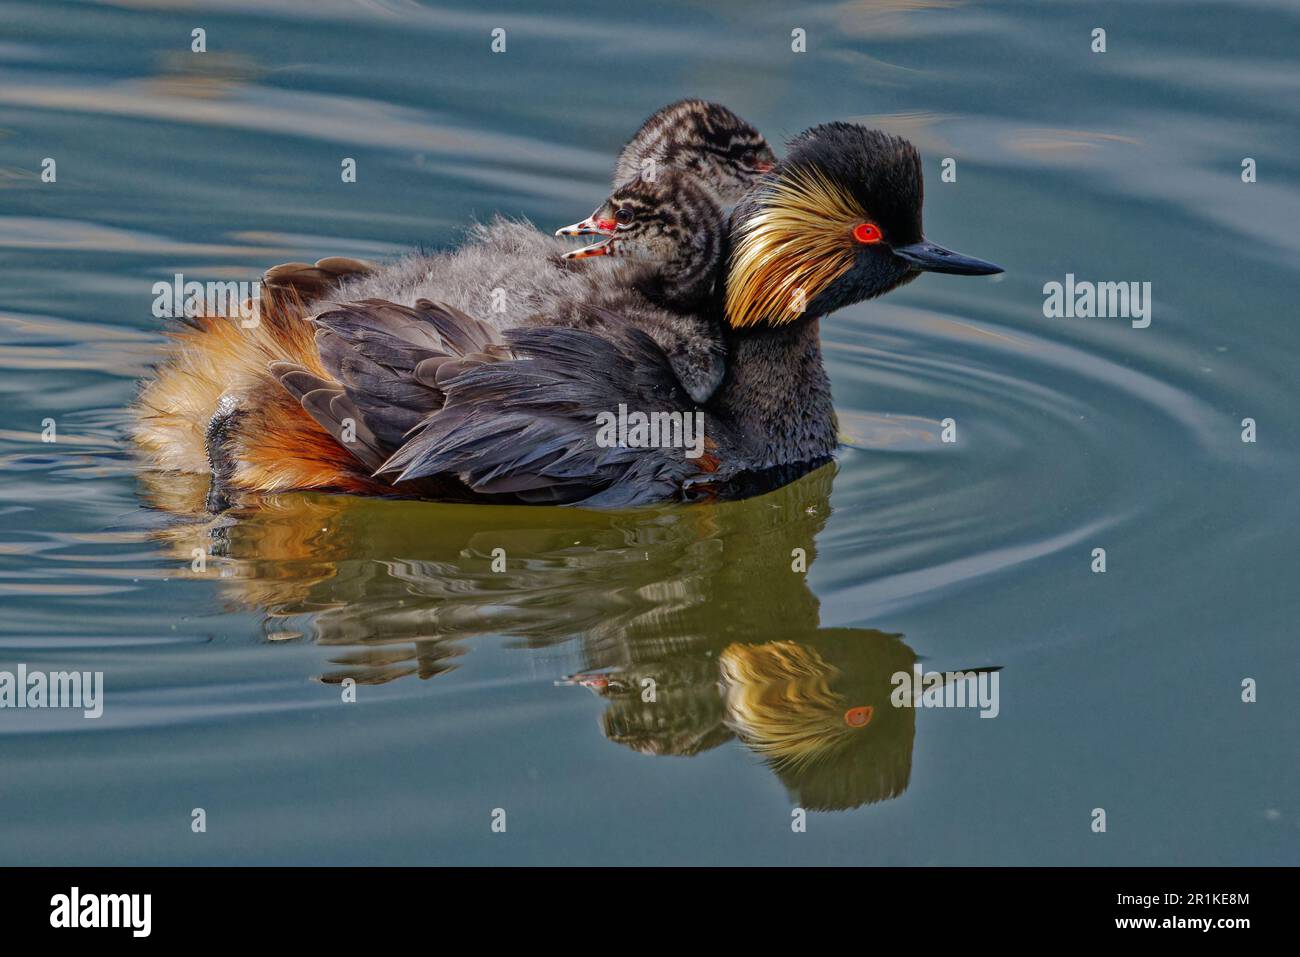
261,257,375,312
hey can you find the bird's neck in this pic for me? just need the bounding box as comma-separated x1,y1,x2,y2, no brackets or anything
633,269,713,313
719,317,838,467
634,237,722,313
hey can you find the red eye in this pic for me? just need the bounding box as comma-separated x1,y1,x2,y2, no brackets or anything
852,223,882,244
844,705,874,727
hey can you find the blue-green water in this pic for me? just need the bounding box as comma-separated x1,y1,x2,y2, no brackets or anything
0,0,1296,865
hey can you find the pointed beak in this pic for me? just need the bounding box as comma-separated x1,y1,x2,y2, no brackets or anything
563,237,614,259
555,216,616,237
893,240,1004,276
554,672,614,695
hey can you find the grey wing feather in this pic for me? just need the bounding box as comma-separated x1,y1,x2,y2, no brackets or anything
272,298,511,469
269,362,389,470
270,297,711,505
379,322,705,505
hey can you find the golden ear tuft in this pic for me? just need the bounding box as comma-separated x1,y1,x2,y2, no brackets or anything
725,165,865,328
718,641,855,769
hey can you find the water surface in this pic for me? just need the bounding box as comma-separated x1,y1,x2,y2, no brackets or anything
0,0,1296,865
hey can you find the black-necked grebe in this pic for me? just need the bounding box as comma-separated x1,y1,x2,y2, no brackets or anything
132,118,1002,507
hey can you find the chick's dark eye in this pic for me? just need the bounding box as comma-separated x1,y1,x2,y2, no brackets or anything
741,150,757,167
614,208,633,225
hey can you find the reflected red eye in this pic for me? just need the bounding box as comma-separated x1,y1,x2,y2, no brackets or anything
844,705,874,727
853,223,883,244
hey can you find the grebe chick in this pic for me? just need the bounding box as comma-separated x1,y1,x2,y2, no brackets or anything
255,102,772,331
548,101,773,401
554,169,727,403
611,99,775,204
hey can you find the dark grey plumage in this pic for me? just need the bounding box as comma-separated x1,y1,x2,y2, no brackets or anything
278,298,739,505
380,319,733,505
272,299,503,467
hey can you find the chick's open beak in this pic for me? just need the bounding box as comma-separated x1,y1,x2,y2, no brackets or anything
563,237,614,259
556,216,616,237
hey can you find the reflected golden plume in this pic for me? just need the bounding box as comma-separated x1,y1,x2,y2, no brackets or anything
725,165,863,328
719,641,856,769
719,633,917,810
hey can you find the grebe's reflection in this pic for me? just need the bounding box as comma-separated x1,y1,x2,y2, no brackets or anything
561,631,925,810
140,464,996,811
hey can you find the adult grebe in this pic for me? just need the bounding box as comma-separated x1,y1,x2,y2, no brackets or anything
132,122,1001,507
